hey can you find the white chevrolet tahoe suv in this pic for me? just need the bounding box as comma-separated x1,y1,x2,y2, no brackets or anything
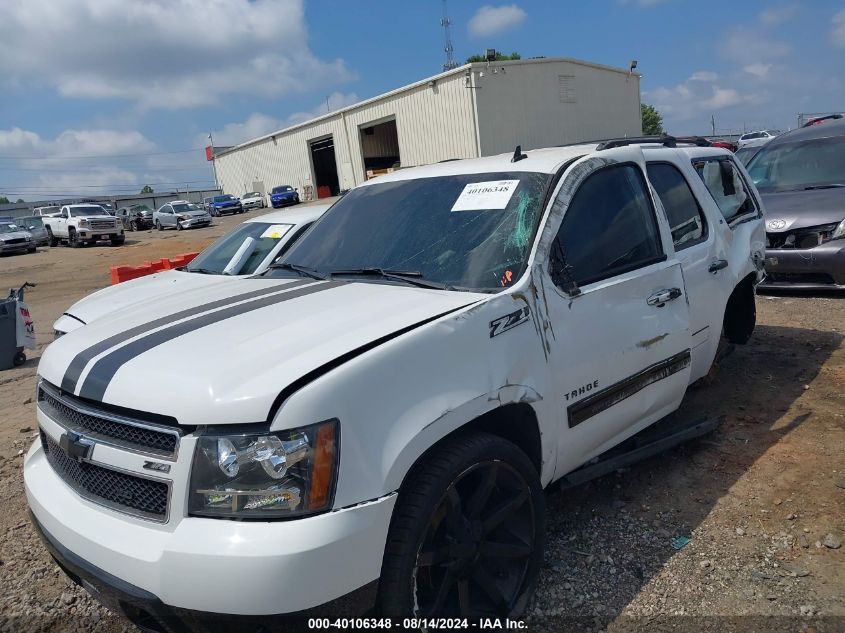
25,138,764,627
43,203,124,247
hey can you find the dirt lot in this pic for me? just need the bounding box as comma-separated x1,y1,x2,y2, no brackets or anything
0,215,842,632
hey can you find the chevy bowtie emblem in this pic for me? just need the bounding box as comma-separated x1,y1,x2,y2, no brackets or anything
59,431,94,463
767,219,787,230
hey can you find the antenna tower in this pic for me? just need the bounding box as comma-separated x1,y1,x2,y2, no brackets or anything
440,0,458,71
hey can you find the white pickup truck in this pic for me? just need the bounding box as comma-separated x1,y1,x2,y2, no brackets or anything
43,204,124,247
26,138,764,627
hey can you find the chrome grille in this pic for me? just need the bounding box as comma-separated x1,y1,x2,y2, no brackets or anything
41,431,169,522
89,220,116,230
37,381,180,459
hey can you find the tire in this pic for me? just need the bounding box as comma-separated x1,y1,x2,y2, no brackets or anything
12,351,26,366
379,432,544,618
176,221,183,231
27,247,36,254
68,229,81,248
156,220,163,231
46,227,58,248
129,220,138,232
724,279,756,345
110,235,125,246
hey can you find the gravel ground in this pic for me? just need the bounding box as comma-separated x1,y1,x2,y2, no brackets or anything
0,224,842,631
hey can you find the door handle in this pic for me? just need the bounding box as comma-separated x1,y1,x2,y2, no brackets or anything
708,259,729,274
647,288,682,307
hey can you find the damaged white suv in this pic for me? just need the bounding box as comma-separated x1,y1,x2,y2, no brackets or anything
25,138,764,627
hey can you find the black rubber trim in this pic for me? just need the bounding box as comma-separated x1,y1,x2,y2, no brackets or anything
567,349,691,428
79,281,343,401
62,312,87,326
30,510,378,630
61,279,316,393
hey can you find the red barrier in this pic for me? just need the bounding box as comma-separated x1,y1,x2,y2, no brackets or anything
110,252,199,284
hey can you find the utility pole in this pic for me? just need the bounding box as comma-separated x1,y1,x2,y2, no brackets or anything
208,132,220,192
440,0,458,71
711,114,716,137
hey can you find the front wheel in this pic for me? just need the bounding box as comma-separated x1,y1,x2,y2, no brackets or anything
68,229,81,248
129,220,137,232
176,221,183,231
110,235,125,246
12,351,25,366
379,432,544,618
46,227,58,247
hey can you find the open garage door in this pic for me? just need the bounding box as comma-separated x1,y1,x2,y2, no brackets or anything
360,119,400,180
309,136,340,198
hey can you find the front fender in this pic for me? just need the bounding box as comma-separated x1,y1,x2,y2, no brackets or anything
271,285,555,509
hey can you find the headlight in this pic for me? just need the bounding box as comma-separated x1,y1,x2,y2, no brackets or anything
178,215,189,221
832,219,845,240
189,419,338,519
78,219,89,227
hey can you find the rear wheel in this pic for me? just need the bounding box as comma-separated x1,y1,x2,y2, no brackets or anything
379,432,544,618
12,351,26,366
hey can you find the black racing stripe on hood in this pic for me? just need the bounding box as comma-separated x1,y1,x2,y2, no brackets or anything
267,302,478,422
77,281,344,401
61,279,315,394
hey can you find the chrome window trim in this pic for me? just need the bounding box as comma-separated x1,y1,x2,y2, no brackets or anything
37,379,181,461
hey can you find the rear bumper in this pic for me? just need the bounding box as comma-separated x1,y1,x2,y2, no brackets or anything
761,242,845,289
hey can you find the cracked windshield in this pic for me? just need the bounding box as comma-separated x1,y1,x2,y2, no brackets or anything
275,171,551,290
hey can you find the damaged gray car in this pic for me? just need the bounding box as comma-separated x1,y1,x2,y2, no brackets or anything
747,116,845,289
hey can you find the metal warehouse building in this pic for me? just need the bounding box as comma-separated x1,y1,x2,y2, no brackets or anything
213,57,642,200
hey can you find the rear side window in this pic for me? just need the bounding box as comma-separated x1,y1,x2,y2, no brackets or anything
647,163,706,250
693,157,757,222
553,164,665,287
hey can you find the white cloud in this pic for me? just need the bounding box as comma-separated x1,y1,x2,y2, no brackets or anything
468,5,526,38
0,0,354,109
203,92,360,147
744,62,773,78
690,71,718,82
722,28,792,64
0,127,155,159
646,73,758,122
759,5,797,27
833,10,845,47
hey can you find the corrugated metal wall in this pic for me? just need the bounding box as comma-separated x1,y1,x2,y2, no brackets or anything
214,71,477,197
473,59,642,156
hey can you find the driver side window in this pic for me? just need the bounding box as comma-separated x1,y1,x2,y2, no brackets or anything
551,164,665,288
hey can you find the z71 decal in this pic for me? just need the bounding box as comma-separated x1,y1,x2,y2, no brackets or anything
489,306,530,338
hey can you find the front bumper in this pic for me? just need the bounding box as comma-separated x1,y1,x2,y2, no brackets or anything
30,511,380,632
761,241,845,289
0,241,32,253
24,437,395,616
214,206,241,214
242,200,263,209
180,218,211,228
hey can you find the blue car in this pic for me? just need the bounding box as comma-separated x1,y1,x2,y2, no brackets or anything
204,194,243,217
270,185,300,208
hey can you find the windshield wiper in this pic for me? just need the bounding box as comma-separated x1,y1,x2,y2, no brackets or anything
185,267,221,275
327,268,453,290
267,262,327,280
802,184,845,191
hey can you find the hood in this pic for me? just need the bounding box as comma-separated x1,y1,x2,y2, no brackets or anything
61,271,226,327
40,278,483,426
215,199,239,206
761,187,845,232
182,208,210,218
272,190,295,198
0,230,31,241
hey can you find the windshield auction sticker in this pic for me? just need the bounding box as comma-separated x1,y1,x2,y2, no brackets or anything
451,179,519,212
260,224,292,239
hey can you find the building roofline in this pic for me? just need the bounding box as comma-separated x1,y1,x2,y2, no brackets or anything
214,56,639,159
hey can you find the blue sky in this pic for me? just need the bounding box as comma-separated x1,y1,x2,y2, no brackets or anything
1,0,843,201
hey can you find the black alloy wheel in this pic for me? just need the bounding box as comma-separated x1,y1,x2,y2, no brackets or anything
380,433,544,619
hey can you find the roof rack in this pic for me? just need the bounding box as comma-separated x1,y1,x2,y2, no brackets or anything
802,113,843,127
595,134,711,151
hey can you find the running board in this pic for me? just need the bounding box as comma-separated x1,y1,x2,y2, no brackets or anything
558,415,723,490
